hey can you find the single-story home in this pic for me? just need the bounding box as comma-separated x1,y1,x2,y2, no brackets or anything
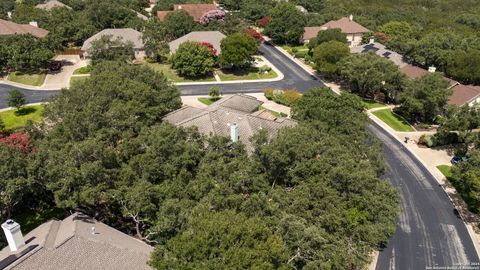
0,213,153,270
303,15,370,46
351,41,480,107
157,4,218,22
0,19,49,38
164,94,296,153
168,31,226,54
81,28,145,60
35,0,72,11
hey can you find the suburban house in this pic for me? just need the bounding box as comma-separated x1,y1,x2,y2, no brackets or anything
0,213,153,270
352,41,480,106
303,15,370,46
157,4,218,22
168,31,226,54
35,0,72,11
81,28,145,60
164,94,297,152
0,19,49,38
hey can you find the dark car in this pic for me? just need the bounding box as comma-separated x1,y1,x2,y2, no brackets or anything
49,61,62,72
451,156,467,165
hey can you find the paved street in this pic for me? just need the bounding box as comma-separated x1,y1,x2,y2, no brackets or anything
370,122,479,269
0,42,478,268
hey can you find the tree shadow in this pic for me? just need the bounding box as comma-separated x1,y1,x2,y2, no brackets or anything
220,67,259,76
14,107,37,116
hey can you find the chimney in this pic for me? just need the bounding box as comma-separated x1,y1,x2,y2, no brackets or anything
349,14,353,21
369,38,375,44
29,21,38,27
230,123,239,143
178,5,182,10
2,220,25,252
7,12,12,19
428,66,436,73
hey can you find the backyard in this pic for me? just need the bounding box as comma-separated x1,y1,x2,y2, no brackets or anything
0,105,44,130
8,72,46,86
372,108,415,132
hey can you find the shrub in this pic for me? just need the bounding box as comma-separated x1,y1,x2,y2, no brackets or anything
257,16,270,28
419,132,459,148
265,89,302,106
258,65,271,73
419,134,434,147
264,88,274,100
244,28,264,43
294,50,307,59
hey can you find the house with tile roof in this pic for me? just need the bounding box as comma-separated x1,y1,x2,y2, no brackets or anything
0,213,153,270
0,19,49,38
303,15,370,46
168,31,226,54
35,0,71,11
81,28,145,60
157,4,218,22
164,94,296,152
351,41,480,106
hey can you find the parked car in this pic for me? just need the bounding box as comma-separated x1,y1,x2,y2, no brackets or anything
451,156,467,165
49,61,62,72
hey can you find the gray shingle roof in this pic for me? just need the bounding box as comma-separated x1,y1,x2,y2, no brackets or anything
81,28,144,52
168,31,226,54
164,95,296,152
0,213,153,270
0,19,49,38
351,42,408,68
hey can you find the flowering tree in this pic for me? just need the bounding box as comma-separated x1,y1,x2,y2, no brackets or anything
244,28,264,43
256,16,270,28
0,133,34,155
198,42,217,56
200,9,225,25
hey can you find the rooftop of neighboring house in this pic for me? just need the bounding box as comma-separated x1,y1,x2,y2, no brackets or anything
0,213,153,270
351,42,408,68
168,31,226,54
303,15,370,41
0,19,49,38
351,41,480,106
157,4,218,22
81,28,144,52
35,0,71,11
448,84,480,106
163,94,297,152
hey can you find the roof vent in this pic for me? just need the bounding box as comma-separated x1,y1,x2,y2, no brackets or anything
178,5,182,9
2,220,25,252
428,66,436,73
230,123,239,143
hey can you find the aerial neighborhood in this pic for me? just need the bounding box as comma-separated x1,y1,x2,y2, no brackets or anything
0,0,480,269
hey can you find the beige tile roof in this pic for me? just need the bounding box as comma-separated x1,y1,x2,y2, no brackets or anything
174,4,217,22
81,28,144,52
35,0,71,11
0,213,153,270
168,31,226,54
0,19,49,38
303,26,323,41
164,95,296,152
321,17,370,34
156,11,169,21
448,84,480,106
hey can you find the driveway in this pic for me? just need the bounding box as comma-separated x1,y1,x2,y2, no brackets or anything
43,55,87,89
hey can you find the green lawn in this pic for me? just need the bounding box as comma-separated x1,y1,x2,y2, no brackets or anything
70,76,89,87
146,63,215,82
362,99,386,110
73,66,91,75
437,165,453,179
198,97,221,105
281,45,309,54
216,67,278,81
259,106,288,117
8,72,46,86
372,109,415,132
0,105,44,130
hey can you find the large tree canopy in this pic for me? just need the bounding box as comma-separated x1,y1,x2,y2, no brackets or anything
264,3,306,44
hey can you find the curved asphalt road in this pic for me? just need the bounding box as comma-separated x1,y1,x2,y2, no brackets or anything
0,42,478,268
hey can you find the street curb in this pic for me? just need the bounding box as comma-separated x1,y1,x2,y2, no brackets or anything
0,80,60,91
175,56,284,86
368,111,480,260
0,102,46,112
